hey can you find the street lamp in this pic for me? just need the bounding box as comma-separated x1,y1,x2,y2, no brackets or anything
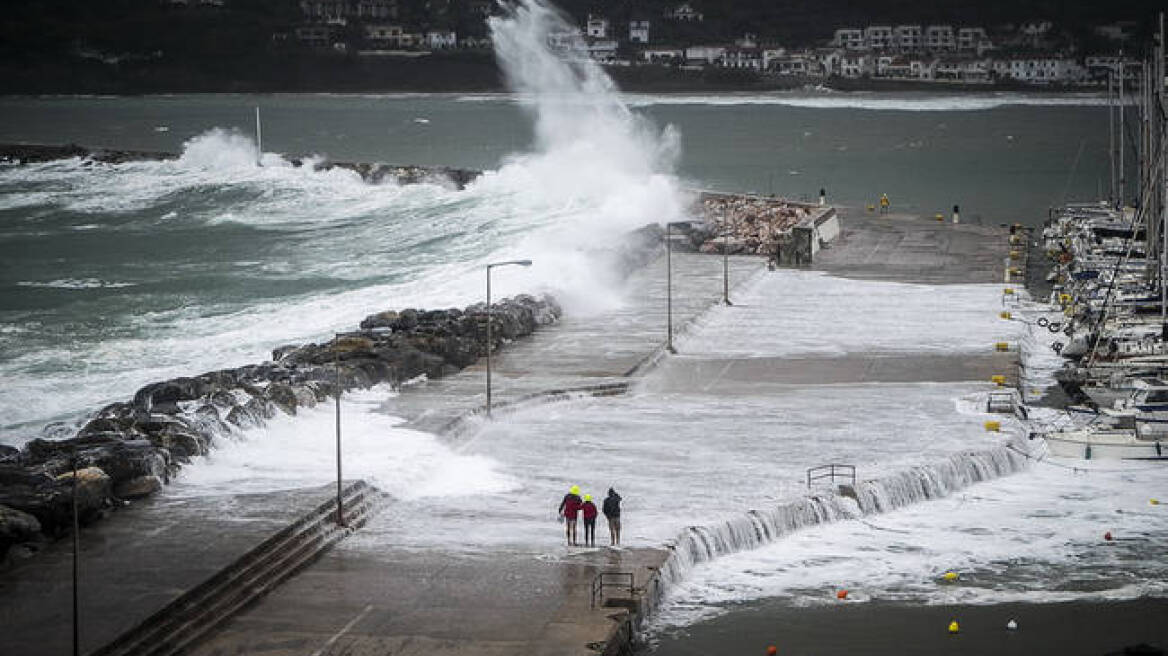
722,228,733,306
665,221,690,354
486,259,533,417
333,333,346,527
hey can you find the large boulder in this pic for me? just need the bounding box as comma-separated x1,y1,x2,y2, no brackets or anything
0,504,42,542
114,475,163,500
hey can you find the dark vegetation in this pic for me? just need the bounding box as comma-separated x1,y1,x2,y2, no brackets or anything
0,0,1162,94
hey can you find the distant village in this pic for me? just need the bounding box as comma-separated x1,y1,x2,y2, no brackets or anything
280,0,1144,87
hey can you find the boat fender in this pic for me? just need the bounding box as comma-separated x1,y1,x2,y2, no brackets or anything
1157,442,1162,457
1007,619,1018,631
1037,317,1049,327
1085,444,1092,460
1048,322,1062,333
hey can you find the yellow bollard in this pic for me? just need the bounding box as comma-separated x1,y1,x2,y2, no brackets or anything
995,342,1010,352
984,420,1001,431
999,311,1012,320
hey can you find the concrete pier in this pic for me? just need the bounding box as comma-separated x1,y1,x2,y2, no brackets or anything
1,211,1015,656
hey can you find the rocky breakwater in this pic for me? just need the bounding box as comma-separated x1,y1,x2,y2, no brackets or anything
693,194,814,256
0,143,482,189
0,294,560,563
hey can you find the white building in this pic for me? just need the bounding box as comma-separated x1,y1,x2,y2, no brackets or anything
839,53,873,78
925,25,956,51
640,46,684,64
953,27,990,50
832,28,866,50
865,25,894,50
629,20,650,44
426,30,457,49
667,3,703,22
994,57,1085,84
686,45,726,65
894,25,923,52
588,40,619,63
911,58,936,80
547,28,585,52
586,15,609,39
720,47,762,70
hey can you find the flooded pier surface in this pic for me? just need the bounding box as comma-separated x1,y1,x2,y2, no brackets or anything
2,212,1030,656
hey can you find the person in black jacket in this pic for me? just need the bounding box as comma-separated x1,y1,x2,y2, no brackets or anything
602,487,622,546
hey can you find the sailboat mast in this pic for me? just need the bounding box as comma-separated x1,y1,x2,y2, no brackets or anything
255,106,263,167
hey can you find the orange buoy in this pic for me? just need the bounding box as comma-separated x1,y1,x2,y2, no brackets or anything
767,646,778,655
836,589,848,599
1104,531,1114,541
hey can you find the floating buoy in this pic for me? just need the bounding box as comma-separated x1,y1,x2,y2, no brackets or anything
1007,619,1018,631
767,646,778,655
942,571,960,582
836,589,848,599
1009,250,1022,259
1104,531,1114,541
1003,288,1015,295
949,620,960,634
1008,267,1022,275
984,420,1001,432
995,342,1010,352
867,204,876,212
990,374,1006,385
999,311,1012,320
935,213,945,221
1151,499,1161,506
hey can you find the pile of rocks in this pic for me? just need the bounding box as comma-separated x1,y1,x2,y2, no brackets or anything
0,294,560,561
697,195,811,256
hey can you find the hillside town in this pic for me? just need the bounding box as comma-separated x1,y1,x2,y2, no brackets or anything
282,0,1145,86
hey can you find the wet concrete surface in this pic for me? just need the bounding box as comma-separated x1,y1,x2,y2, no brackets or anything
190,546,667,656
2,213,1019,656
815,210,1011,285
0,484,338,656
384,251,764,435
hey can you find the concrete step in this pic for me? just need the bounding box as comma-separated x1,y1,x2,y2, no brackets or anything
90,481,386,656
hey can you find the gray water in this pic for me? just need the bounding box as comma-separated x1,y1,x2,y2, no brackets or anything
0,91,1112,444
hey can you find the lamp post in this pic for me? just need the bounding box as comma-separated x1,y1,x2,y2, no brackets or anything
722,228,733,306
665,221,689,354
333,333,345,527
486,259,532,417
71,451,79,656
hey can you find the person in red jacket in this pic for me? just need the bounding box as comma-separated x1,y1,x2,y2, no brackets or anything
580,494,599,547
557,485,582,546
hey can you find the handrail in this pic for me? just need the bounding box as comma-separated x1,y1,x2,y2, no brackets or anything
590,571,635,609
806,463,856,489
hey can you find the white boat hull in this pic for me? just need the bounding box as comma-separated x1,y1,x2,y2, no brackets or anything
1044,431,1168,460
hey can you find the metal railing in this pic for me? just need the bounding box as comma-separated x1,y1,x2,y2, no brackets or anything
590,571,635,609
806,463,856,489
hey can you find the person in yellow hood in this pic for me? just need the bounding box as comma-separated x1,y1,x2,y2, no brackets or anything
557,485,582,546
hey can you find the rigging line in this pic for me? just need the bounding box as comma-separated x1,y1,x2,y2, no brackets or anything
1059,138,1087,206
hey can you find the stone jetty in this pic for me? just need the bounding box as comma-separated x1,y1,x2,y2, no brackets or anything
0,294,560,560
0,143,482,189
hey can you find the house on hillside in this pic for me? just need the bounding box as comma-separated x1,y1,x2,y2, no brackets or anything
832,28,865,50
667,3,703,22
865,26,894,50
629,20,650,44
686,45,726,66
427,30,457,49
586,15,609,39
640,46,684,64
894,25,923,52
925,25,956,52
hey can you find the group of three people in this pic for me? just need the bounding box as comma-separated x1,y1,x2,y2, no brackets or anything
557,486,621,547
